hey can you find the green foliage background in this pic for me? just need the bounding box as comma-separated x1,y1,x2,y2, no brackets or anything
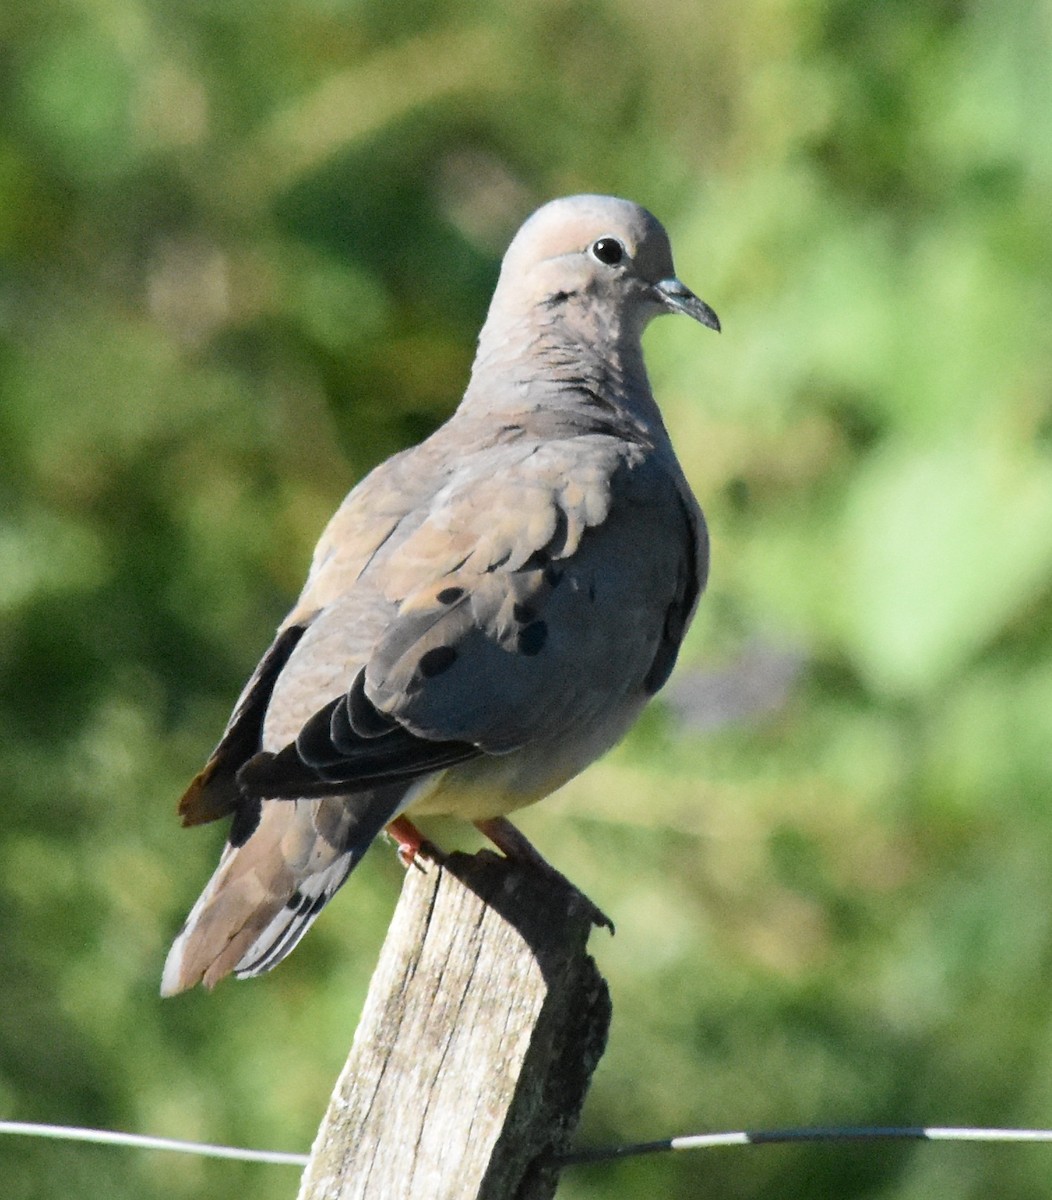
3,1,1052,1196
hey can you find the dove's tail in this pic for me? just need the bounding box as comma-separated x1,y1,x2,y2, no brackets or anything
160,840,358,997
161,790,403,996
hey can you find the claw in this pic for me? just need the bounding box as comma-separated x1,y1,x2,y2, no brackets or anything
386,816,427,873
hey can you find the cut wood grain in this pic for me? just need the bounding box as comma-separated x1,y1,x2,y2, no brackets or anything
296,849,611,1200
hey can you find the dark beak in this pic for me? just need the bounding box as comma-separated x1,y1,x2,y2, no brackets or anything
654,278,721,332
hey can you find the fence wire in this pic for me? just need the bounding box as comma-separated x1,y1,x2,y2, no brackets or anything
6,1118,1052,1171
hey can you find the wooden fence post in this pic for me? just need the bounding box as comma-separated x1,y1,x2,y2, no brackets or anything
296,849,611,1200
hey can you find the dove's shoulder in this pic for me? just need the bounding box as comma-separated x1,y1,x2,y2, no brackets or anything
284,441,449,625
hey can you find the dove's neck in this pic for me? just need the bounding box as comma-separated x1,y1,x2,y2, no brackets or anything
463,302,668,443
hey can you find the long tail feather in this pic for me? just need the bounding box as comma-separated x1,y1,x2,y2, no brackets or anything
161,788,405,995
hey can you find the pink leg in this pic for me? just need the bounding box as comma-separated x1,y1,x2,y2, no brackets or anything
474,816,614,932
474,816,552,868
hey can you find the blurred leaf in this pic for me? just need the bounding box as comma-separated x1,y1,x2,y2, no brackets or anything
840,434,1052,694
18,30,137,182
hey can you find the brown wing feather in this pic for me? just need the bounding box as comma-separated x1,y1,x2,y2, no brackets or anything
177,624,307,826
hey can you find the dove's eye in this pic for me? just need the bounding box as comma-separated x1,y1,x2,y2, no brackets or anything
590,237,625,266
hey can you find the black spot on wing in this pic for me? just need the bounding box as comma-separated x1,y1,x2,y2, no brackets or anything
436,586,465,605
418,645,457,678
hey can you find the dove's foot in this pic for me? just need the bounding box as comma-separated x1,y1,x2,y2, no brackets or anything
474,816,615,933
386,816,444,870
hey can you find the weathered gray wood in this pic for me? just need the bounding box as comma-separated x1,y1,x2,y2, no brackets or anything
296,850,611,1200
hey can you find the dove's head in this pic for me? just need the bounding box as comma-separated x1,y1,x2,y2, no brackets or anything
487,194,720,342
